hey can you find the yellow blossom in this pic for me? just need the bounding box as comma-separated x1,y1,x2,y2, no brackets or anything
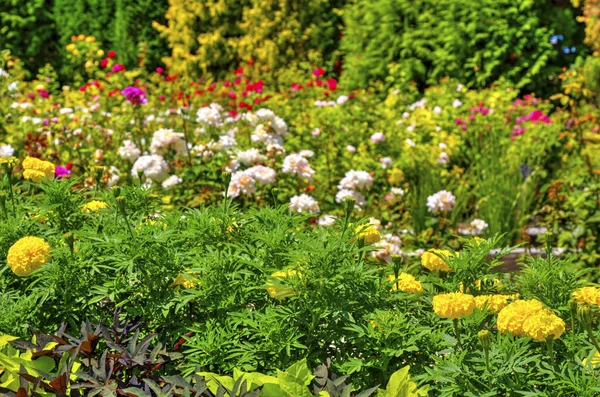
572,287,600,306
170,273,197,289
7,237,51,277
387,273,423,294
355,224,381,245
474,294,514,314
82,200,108,213
22,157,55,183
522,309,565,342
66,43,76,51
497,299,544,337
432,292,476,319
77,34,85,41
583,350,600,368
421,249,454,272
85,36,96,43
96,49,105,57
266,269,302,300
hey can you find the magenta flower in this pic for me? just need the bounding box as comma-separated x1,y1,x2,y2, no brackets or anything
121,86,147,105
112,64,125,73
55,166,71,178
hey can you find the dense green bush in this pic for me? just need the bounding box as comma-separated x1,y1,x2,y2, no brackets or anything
341,0,585,94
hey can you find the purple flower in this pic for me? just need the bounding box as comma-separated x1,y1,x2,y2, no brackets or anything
55,166,71,178
121,86,147,105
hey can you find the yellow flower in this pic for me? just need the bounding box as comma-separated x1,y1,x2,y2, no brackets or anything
355,224,381,245
474,294,514,314
266,269,302,300
583,350,600,368
497,299,544,337
85,36,96,43
572,287,600,306
387,273,424,294
77,34,85,41
522,309,565,342
22,157,55,182
432,292,476,319
0,156,18,168
170,273,197,289
7,237,51,277
421,249,454,272
66,43,76,51
82,200,108,213
96,49,105,57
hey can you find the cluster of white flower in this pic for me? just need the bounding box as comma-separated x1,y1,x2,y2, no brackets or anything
437,152,450,165
335,189,366,208
118,140,141,162
318,214,337,226
150,128,187,156
246,165,277,185
289,194,320,214
459,219,489,235
237,148,266,166
196,103,223,126
282,153,315,180
380,157,393,169
426,190,456,215
247,108,289,148
338,170,373,190
227,170,256,198
314,100,338,107
131,154,169,183
161,174,182,189
372,234,402,263
107,166,120,187
408,98,427,111
227,165,277,198
0,144,15,157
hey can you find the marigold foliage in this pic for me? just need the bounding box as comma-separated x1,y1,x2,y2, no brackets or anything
421,249,454,272
497,299,544,337
22,157,54,183
522,309,566,342
6,237,51,277
432,292,476,319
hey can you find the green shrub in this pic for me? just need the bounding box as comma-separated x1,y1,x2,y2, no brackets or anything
341,0,585,94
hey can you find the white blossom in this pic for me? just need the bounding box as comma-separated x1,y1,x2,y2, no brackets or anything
289,194,320,214
426,190,456,215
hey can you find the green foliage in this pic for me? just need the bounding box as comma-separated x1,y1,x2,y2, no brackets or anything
341,0,585,95
0,0,56,78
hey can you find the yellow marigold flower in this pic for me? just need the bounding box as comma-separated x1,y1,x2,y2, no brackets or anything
170,273,197,289
421,249,454,272
474,294,514,314
266,269,302,300
82,200,108,213
0,156,18,168
72,49,79,56
77,34,85,41
572,287,600,306
7,237,51,277
66,43,76,51
85,36,95,43
355,224,381,245
387,273,424,294
522,309,565,342
583,350,600,368
97,49,104,57
432,292,476,319
22,157,55,183
497,299,544,337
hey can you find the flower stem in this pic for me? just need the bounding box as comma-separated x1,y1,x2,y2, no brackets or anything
453,318,462,349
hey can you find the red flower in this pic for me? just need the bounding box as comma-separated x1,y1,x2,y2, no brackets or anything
107,51,117,58
79,86,87,92
112,64,125,72
159,95,165,101
100,58,108,68
235,67,244,75
313,67,326,77
156,67,164,74
327,78,337,91
228,110,238,117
